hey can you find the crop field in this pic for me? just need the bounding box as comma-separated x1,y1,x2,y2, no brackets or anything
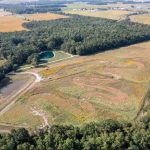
130,14,150,25
0,16,28,32
0,13,68,32
1,41,150,128
64,10,130,20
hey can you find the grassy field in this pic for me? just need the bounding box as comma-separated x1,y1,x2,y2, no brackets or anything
130,14,150,25
0,13,68,32
1,41,150,128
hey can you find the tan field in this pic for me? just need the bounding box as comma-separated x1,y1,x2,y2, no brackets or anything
65,10,130,20
0,16,28,32
1,41,150,129
130,14,150,25
0,13,68,32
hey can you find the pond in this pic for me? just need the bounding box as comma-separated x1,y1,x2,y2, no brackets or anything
39,51,54,61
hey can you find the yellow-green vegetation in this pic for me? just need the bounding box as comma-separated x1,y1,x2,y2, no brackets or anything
47,51,72,63
40,65,65,78
1,42,150,128
130,14,150,25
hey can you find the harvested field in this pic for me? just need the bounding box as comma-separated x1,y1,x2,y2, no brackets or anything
1,41,150,128
0,16,28,32
64,10,130,20
130,14,150,25
0,13,68,32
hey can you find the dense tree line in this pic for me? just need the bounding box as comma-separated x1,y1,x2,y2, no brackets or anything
0,4,65,14
0,119,150,150
0,15,150,82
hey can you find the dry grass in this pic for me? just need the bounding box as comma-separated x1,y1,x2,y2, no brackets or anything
0,13,68,32
65,10,130,20
130,14,150,25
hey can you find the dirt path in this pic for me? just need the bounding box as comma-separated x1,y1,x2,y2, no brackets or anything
0,72,43,116
31,107,49,128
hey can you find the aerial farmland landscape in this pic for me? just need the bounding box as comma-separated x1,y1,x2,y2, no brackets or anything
0,0,150,149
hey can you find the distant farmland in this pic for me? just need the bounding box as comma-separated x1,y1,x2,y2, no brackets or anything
62,3,132,20
0,13,68,32
64,10,130,20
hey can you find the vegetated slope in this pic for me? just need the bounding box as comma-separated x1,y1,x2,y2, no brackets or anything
0,15,150,81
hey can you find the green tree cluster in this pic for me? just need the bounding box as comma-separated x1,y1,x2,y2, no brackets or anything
0,119,150,150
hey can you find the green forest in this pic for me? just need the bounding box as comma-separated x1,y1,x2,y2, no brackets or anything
0,118,150,150
0,15,150,81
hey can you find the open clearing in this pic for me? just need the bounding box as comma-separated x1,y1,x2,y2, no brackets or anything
1,41,150,129
0,13,68,32
130,14,150,25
